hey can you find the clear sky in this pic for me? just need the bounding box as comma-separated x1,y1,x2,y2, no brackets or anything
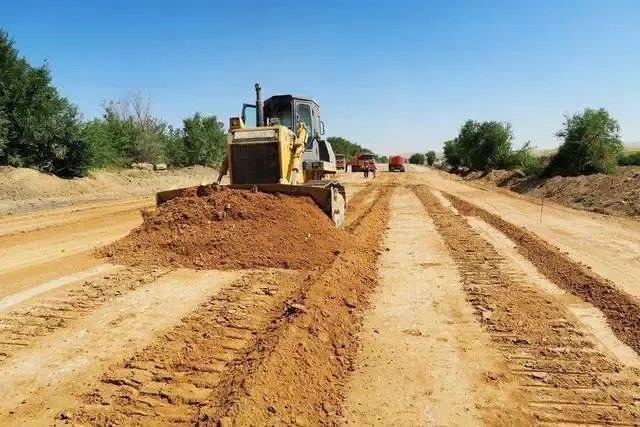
4,0,640,153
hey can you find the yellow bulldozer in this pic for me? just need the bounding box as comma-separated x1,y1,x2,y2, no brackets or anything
156,83,346,226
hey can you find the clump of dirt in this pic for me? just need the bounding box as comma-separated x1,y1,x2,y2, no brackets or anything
461,166,640,216
99,186,342,270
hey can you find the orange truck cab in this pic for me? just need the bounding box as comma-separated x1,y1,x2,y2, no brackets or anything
388,155,406,172
336,154,346,171
349,152,375,172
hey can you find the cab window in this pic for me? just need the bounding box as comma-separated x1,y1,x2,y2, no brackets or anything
295,102,313,145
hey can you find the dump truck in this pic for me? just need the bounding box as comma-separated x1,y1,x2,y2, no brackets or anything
388,155,406,172
156,84,346,227
349,152,376,172
336,154,346,171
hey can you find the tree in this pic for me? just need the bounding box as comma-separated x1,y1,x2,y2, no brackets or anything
443,139,462,168
181,113,226,166
408,153,425,164
327,136,362,158
426,151,436,166
455,120,513,171
0,29,88,177
545,108,623,176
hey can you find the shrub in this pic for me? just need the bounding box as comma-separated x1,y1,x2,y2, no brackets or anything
618,152,640,166
545,108,623,176
409,153,425,164
443,139,462,168
426,151,436,165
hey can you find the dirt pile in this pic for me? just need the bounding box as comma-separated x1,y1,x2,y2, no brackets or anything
461,166,640,216
99,186,342,270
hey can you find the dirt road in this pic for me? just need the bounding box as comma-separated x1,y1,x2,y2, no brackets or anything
1,169,639,425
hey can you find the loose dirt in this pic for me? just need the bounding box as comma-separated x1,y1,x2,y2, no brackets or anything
414,185,640,425
99,186,343,270
0,269,244,426
344,188,528,425
446,192,640,355
461,166,640,217
0,165,216,215
63,182,391,426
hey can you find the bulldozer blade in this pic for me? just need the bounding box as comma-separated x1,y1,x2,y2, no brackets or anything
155,182,346,227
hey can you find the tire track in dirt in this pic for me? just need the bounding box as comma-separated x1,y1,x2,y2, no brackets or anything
445,192,640,355
413,185,640,425
65,183,391,426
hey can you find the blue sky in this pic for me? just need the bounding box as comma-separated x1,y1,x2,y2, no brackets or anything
4,0,640,153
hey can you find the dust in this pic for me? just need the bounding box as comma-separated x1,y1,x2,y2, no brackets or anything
98,186,343,270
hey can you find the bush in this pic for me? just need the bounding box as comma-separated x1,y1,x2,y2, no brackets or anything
618,152,640,166
426,151,436,165
443,139,462,168
0,30,88,177
545,108,623,176
180,113,227,166
456,120,513,171
409,153,425,164
327,136,375,159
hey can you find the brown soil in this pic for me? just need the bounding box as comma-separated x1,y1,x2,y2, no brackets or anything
0,165,216,215
413,185,640,425
64,181,391,426
444,192,640,354
462,167,640,216
99,186,343,270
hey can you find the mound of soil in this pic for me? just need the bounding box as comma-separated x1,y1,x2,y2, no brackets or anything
461,166,640,216
99,186,342,270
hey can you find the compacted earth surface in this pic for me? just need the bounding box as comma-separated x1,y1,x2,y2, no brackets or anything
1,165,639,425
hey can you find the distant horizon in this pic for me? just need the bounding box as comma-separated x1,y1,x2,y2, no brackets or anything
4,0,640,153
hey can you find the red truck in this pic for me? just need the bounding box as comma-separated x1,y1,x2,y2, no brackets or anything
335,154,346,171
388,155,406,172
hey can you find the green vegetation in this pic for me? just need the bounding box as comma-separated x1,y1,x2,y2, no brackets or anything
0,30,87,177
442,120,542,175
545,108,623,176
618,151,640,166
327,136,377,159
0,29,227,177
408,153,425,165
426,151,436,166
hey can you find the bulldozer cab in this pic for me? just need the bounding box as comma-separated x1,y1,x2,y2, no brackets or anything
243,95,325,147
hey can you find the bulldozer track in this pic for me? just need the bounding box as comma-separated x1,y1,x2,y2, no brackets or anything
444,191,640,355
0,267,168,364
412,184,640,425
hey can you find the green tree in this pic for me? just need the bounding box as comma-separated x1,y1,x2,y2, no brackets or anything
327,136,363,158
408,153,425,164
426,151,436,165
443,139,462,168
0,29,88,177
181,113,227,166
545,108,623,176
455,120,513,170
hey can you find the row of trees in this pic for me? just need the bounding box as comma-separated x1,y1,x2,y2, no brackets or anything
441,108,627,177
0,30,227,177
326,136,385,162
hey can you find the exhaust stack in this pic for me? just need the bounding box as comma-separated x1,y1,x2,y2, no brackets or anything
255,83,264,127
